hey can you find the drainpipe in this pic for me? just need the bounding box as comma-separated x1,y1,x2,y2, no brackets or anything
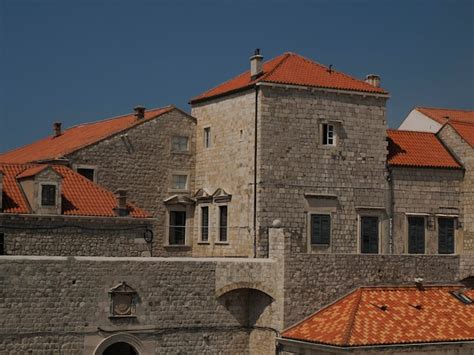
387,166,394,254
253,86,259,258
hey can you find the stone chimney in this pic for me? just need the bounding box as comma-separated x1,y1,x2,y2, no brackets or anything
250,49,263,80
114,189,129,216
53,122,62,137
134,106,146,120
365,74,381,88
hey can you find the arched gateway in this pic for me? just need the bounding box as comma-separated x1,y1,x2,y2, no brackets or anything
94,333,143,355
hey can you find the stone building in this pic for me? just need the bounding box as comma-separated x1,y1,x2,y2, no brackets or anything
0,51,473,354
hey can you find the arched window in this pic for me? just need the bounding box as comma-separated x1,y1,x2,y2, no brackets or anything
103,342,137,355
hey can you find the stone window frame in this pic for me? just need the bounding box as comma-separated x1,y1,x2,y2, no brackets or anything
166,207,188,246
73,164,98,183
404,213,429,255
406,214,427,255
38,182,59,207
436,214,458,255
203,126,212,149
198,204,211,244
319,120,340,147
357,212,382,254
169,171,190,192
215,202,229,245
170,135,190,153
308,213,332,246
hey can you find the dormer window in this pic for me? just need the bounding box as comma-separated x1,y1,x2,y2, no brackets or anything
74,165,96,182
41,184,57,206
322,123,335,146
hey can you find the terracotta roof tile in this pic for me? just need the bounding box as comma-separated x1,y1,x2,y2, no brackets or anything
190,52,388,103
282,285,474,347
448,121,474,147
1,163,150,218
16,165,52,179
0,106,175,164
417,107,474,125
387,129,461,169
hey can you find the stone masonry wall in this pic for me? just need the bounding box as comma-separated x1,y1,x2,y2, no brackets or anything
0,215,154,257
259,86,389,256
0,256,279,355
191,90,257,257
438,124,474,257
390,167,463,254
68,108,196,257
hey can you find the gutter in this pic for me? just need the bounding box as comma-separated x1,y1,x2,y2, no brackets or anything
253,86,259,258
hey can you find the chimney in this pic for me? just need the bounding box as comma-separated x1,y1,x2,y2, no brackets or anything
53,122,62,137
414,277,424,291
114,189,129,216
134,106,146,120
250,49,264,80
365,74,381,88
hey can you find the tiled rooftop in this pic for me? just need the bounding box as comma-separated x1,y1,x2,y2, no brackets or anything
387,129,462,169
191,52,388,103
417,107,474,125
281,285,474,347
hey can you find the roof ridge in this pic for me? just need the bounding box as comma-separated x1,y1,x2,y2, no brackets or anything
342,288,363,345
417,106,474,113
387,129,436,135
260,52,292,81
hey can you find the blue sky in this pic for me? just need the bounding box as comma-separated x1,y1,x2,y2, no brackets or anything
1,0,472,152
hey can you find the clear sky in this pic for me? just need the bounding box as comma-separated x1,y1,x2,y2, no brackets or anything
1,0,473,152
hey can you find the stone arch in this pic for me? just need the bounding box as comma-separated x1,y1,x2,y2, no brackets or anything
94,333,143,355
215,281,275,300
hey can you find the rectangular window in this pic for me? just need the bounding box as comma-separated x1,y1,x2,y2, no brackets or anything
204,127,211,148
172,136,189,152
438,218,455,254
41,184,56,206
219,206,228,242
171,175,188,190
361,216,379,254
169,211,186,245
77,168,95,182
0,233,4,255
311,214,331,245
322,123,335,146
201,206,209,242
408,217,425,254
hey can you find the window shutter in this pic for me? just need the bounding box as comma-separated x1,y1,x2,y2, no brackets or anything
438,218,454,254
321,215,330,244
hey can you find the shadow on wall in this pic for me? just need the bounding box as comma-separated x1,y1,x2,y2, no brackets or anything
218,288,273,327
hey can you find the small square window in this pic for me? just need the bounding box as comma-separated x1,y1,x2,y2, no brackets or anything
322,123,335,146
41,184,56,206
204,127,211,148
172,136,189,152
171,175,188,190
77,168,95,182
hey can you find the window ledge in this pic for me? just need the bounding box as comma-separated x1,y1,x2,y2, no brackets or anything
171,151,191,155
109,315,137,319
214,241,229,245
164,245,191,249
311,244,330,247
197,241,210,245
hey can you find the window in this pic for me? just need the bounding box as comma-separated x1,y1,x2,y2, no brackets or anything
438,218,455,254
322,123,335,146
310,214,331,245
219,206,228,242
0,233,4,255
41,184,56,206
201,206,209,242
172,136,189,152
360,216,378,254
204,127,211,148
408,217,425,254
169,211,186,245
171,175,188,190
77,168,95,182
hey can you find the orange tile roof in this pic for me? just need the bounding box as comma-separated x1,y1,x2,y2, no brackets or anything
281,285,474,347
0,106,175,164
417,107,474,125
448,121,474,147
387,129,461,169
190,52,388,103
0,163,150,218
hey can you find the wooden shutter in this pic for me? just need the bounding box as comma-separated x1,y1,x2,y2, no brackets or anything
408,217,425,254
438,218,454,254
361,217,378,254
311,215,330,245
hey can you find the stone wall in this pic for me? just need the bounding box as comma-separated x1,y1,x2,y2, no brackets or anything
0,256,279,355
0,215,154,257
258,86,389,256
67,108,196,257
390,167,463,254
438,124,474,256
191,90,257,257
